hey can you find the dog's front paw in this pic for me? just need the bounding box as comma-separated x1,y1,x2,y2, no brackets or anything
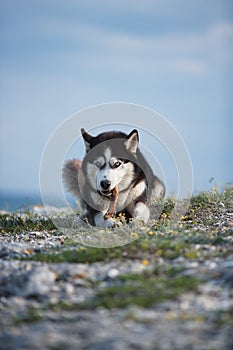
104,217,118,228
94,213,122,228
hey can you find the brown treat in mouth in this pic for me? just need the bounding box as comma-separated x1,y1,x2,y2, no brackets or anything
104,186,118,220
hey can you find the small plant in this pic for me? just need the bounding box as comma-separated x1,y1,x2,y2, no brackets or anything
0,213,56,234
13,306,43,325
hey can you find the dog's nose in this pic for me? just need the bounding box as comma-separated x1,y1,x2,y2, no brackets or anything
100,180,111,190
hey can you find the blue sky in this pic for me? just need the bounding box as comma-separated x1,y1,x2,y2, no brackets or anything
0,0,233,197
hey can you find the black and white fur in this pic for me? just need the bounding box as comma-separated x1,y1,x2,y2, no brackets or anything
62,129,165,228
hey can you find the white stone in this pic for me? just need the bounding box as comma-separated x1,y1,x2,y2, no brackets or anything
107,268,120,279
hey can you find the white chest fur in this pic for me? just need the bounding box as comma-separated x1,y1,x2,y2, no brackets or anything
116,180,146,212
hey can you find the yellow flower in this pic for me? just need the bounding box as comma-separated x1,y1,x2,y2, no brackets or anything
141,259,149,266
148,231,154,236
131,232,138,238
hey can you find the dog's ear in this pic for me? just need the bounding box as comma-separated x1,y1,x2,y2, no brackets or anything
81,128,93,152
125,129,139,153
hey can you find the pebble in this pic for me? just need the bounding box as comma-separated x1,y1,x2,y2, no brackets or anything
218,202,225,208
0,262,57,298
107,268,120,279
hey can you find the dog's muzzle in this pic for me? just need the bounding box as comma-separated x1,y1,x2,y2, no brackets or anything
98,180,112,197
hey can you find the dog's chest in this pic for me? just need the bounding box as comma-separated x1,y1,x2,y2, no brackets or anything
116,180,146,212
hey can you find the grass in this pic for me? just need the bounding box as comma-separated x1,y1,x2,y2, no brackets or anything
20,221,232,264
83,269,200,309
212,309,233,328
27,246,123,263
0,212,56,234
13,306,43,325
47,266,200,311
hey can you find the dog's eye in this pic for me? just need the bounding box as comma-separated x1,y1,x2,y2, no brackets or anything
113,161,121,168
95,161,102,168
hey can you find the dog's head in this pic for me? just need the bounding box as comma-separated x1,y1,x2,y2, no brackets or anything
81,128,139,196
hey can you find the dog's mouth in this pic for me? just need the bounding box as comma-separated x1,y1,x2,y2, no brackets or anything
98,190,113,197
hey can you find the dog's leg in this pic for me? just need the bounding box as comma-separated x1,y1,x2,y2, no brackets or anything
94,212,117,228
151,176,165,199
133,202,150,223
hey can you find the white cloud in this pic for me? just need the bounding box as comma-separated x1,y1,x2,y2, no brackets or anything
208,22,233,64
39,18,233,77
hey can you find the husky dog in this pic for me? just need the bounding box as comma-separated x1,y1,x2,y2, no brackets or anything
62,129,165,228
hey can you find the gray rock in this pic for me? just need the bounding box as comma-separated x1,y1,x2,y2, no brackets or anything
22,265,57,297
0,263,56,298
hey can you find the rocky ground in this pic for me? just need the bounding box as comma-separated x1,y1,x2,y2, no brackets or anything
0,188,233,350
